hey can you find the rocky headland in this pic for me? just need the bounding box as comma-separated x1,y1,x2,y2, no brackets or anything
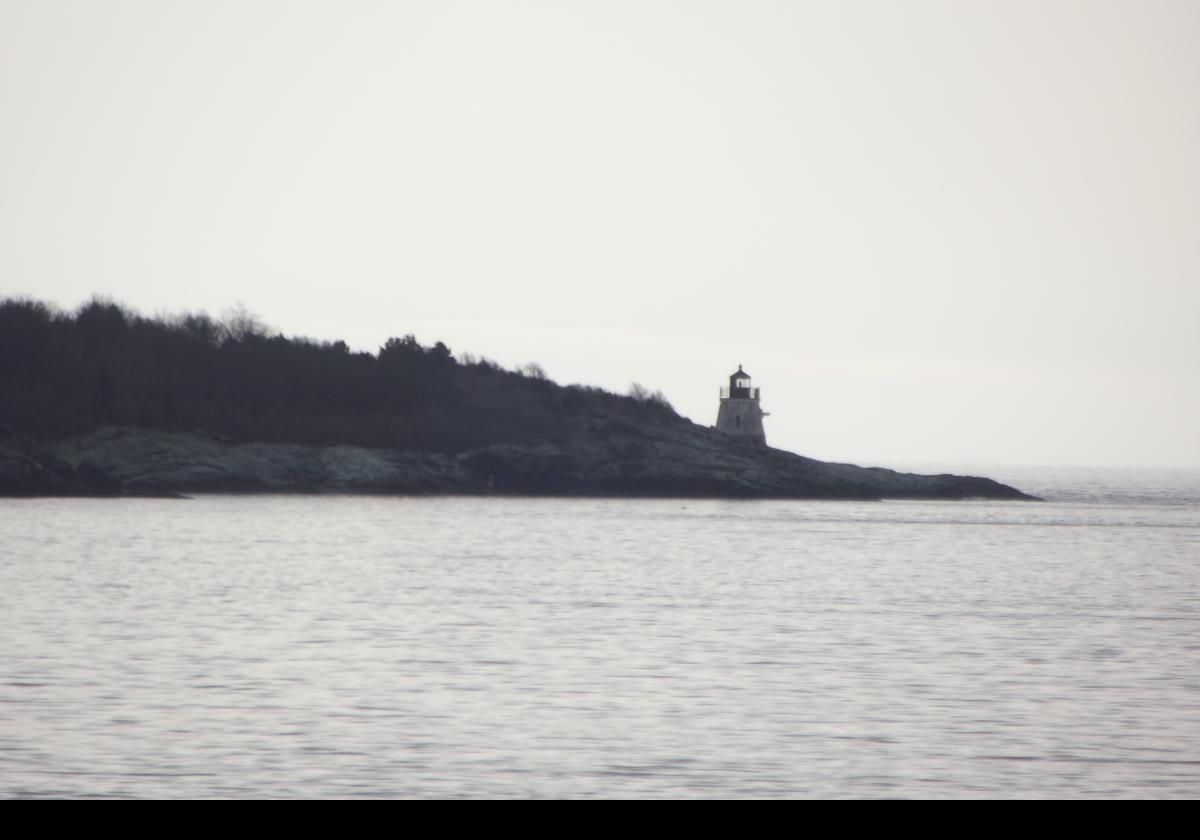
1,424,1036,501
0,297,1037,501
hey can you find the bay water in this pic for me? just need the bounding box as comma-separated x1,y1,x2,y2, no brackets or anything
2,467,1197,798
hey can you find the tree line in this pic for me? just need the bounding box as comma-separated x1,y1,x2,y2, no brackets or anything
0,297,679,451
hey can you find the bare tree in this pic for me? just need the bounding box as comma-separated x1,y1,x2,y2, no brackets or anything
629,382,673,410
521,362,548,380
220,303,269,342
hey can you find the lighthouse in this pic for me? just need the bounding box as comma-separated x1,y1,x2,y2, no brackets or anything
716,365,767,447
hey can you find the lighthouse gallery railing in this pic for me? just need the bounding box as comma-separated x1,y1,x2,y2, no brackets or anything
720,386,761,399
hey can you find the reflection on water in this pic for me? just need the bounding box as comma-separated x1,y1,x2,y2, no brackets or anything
2,471,1198,797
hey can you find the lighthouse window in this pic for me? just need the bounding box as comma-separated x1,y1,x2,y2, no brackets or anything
735,416,741,429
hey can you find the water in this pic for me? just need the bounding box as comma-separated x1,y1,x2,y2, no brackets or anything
2,467,1198,798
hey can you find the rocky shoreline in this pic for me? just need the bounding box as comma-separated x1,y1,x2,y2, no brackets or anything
1,424,1037,501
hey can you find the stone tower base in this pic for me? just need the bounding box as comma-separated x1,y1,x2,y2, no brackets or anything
716,398,766,446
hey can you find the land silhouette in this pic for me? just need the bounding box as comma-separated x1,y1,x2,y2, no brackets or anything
0,297,1034,500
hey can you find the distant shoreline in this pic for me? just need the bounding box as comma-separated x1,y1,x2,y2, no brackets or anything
2,426,1039,502
0,297,1037,502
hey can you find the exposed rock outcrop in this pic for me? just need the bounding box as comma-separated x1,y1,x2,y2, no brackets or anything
0,437,121,496
28,424,1036,501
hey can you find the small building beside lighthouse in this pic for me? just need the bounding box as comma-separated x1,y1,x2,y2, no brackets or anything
716,365,767,447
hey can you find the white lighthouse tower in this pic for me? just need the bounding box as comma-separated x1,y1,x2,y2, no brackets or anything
716,365,767,447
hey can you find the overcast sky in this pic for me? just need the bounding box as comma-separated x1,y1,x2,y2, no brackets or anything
3,1,1197,468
